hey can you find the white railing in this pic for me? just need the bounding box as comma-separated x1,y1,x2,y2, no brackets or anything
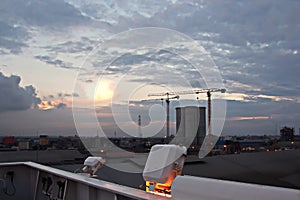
1,161,299,200
0,162,168,200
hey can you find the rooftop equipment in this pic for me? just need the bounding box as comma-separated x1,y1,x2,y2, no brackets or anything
143,144,187,197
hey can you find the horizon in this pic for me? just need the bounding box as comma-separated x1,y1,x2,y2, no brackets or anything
0,1,299,139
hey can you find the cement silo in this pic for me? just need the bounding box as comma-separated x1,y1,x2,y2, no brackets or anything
174,106,206,147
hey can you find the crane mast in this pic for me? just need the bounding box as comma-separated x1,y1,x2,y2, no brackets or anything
147,92,179,139
207,91,212,136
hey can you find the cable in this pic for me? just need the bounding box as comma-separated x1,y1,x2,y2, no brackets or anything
0,176,16,196
3,174,16,196
0,178,7,193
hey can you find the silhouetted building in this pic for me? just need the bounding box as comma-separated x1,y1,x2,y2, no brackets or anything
174,106,206,147
280,126,294,141
18,140,32,150
3,136,15,146
39,135,49,148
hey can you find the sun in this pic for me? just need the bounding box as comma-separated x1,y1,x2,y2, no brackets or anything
94,79,114,103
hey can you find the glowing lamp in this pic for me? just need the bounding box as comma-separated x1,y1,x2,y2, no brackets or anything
143,144,187,196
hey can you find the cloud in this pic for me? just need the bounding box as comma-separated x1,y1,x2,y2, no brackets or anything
56,103,67,109
1,0,300,136
66,0,175,25
38,101,68,111
35,55,78,69
123,1,299,98
57,1,300,136
69,0,300,102
38,92,79,110
83,46,210,89
72,93,80,97
0,0,90,54
42,37,94,54
0,0,88,28
0,21,28,54
0,72,41,112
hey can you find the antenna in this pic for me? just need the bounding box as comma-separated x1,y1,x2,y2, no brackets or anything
138,115,142,137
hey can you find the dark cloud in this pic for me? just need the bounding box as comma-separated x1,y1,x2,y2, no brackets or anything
35,55,78,69
43,37,94,54
59,93,79,98
109,50,191,68
202,2,300,98
0,0,90,53
0,72,41,112
72,93,80,97
113,0,299,99
0,21,28,54
69,0,299,100
63,93,72,97
0,0,88,28
91,49,207,88
129,78,153,83
61,93,79,98
149,1,300,44
39,92,80,110
45,92,79,100
56,103,67,109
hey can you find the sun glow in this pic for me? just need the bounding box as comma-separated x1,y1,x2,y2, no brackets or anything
38,100,68,110
229,116,271,121
38,100,56,110
94,79,114,104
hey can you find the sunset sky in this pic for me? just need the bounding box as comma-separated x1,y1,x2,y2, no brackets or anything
0,0,299,137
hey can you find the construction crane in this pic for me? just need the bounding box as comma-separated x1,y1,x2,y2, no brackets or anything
175,88,226,136
148,88,225,137
147,92,180,139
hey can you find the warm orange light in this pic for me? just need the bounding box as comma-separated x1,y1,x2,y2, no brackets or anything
229,116,270,121
156,182,171,191
152,191,172,198
146,183,171,197
38,100,55,110
146,181,172,198
94,80,114,103
38,100,63,110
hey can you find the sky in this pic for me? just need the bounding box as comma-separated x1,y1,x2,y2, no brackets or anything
0,0,299,137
